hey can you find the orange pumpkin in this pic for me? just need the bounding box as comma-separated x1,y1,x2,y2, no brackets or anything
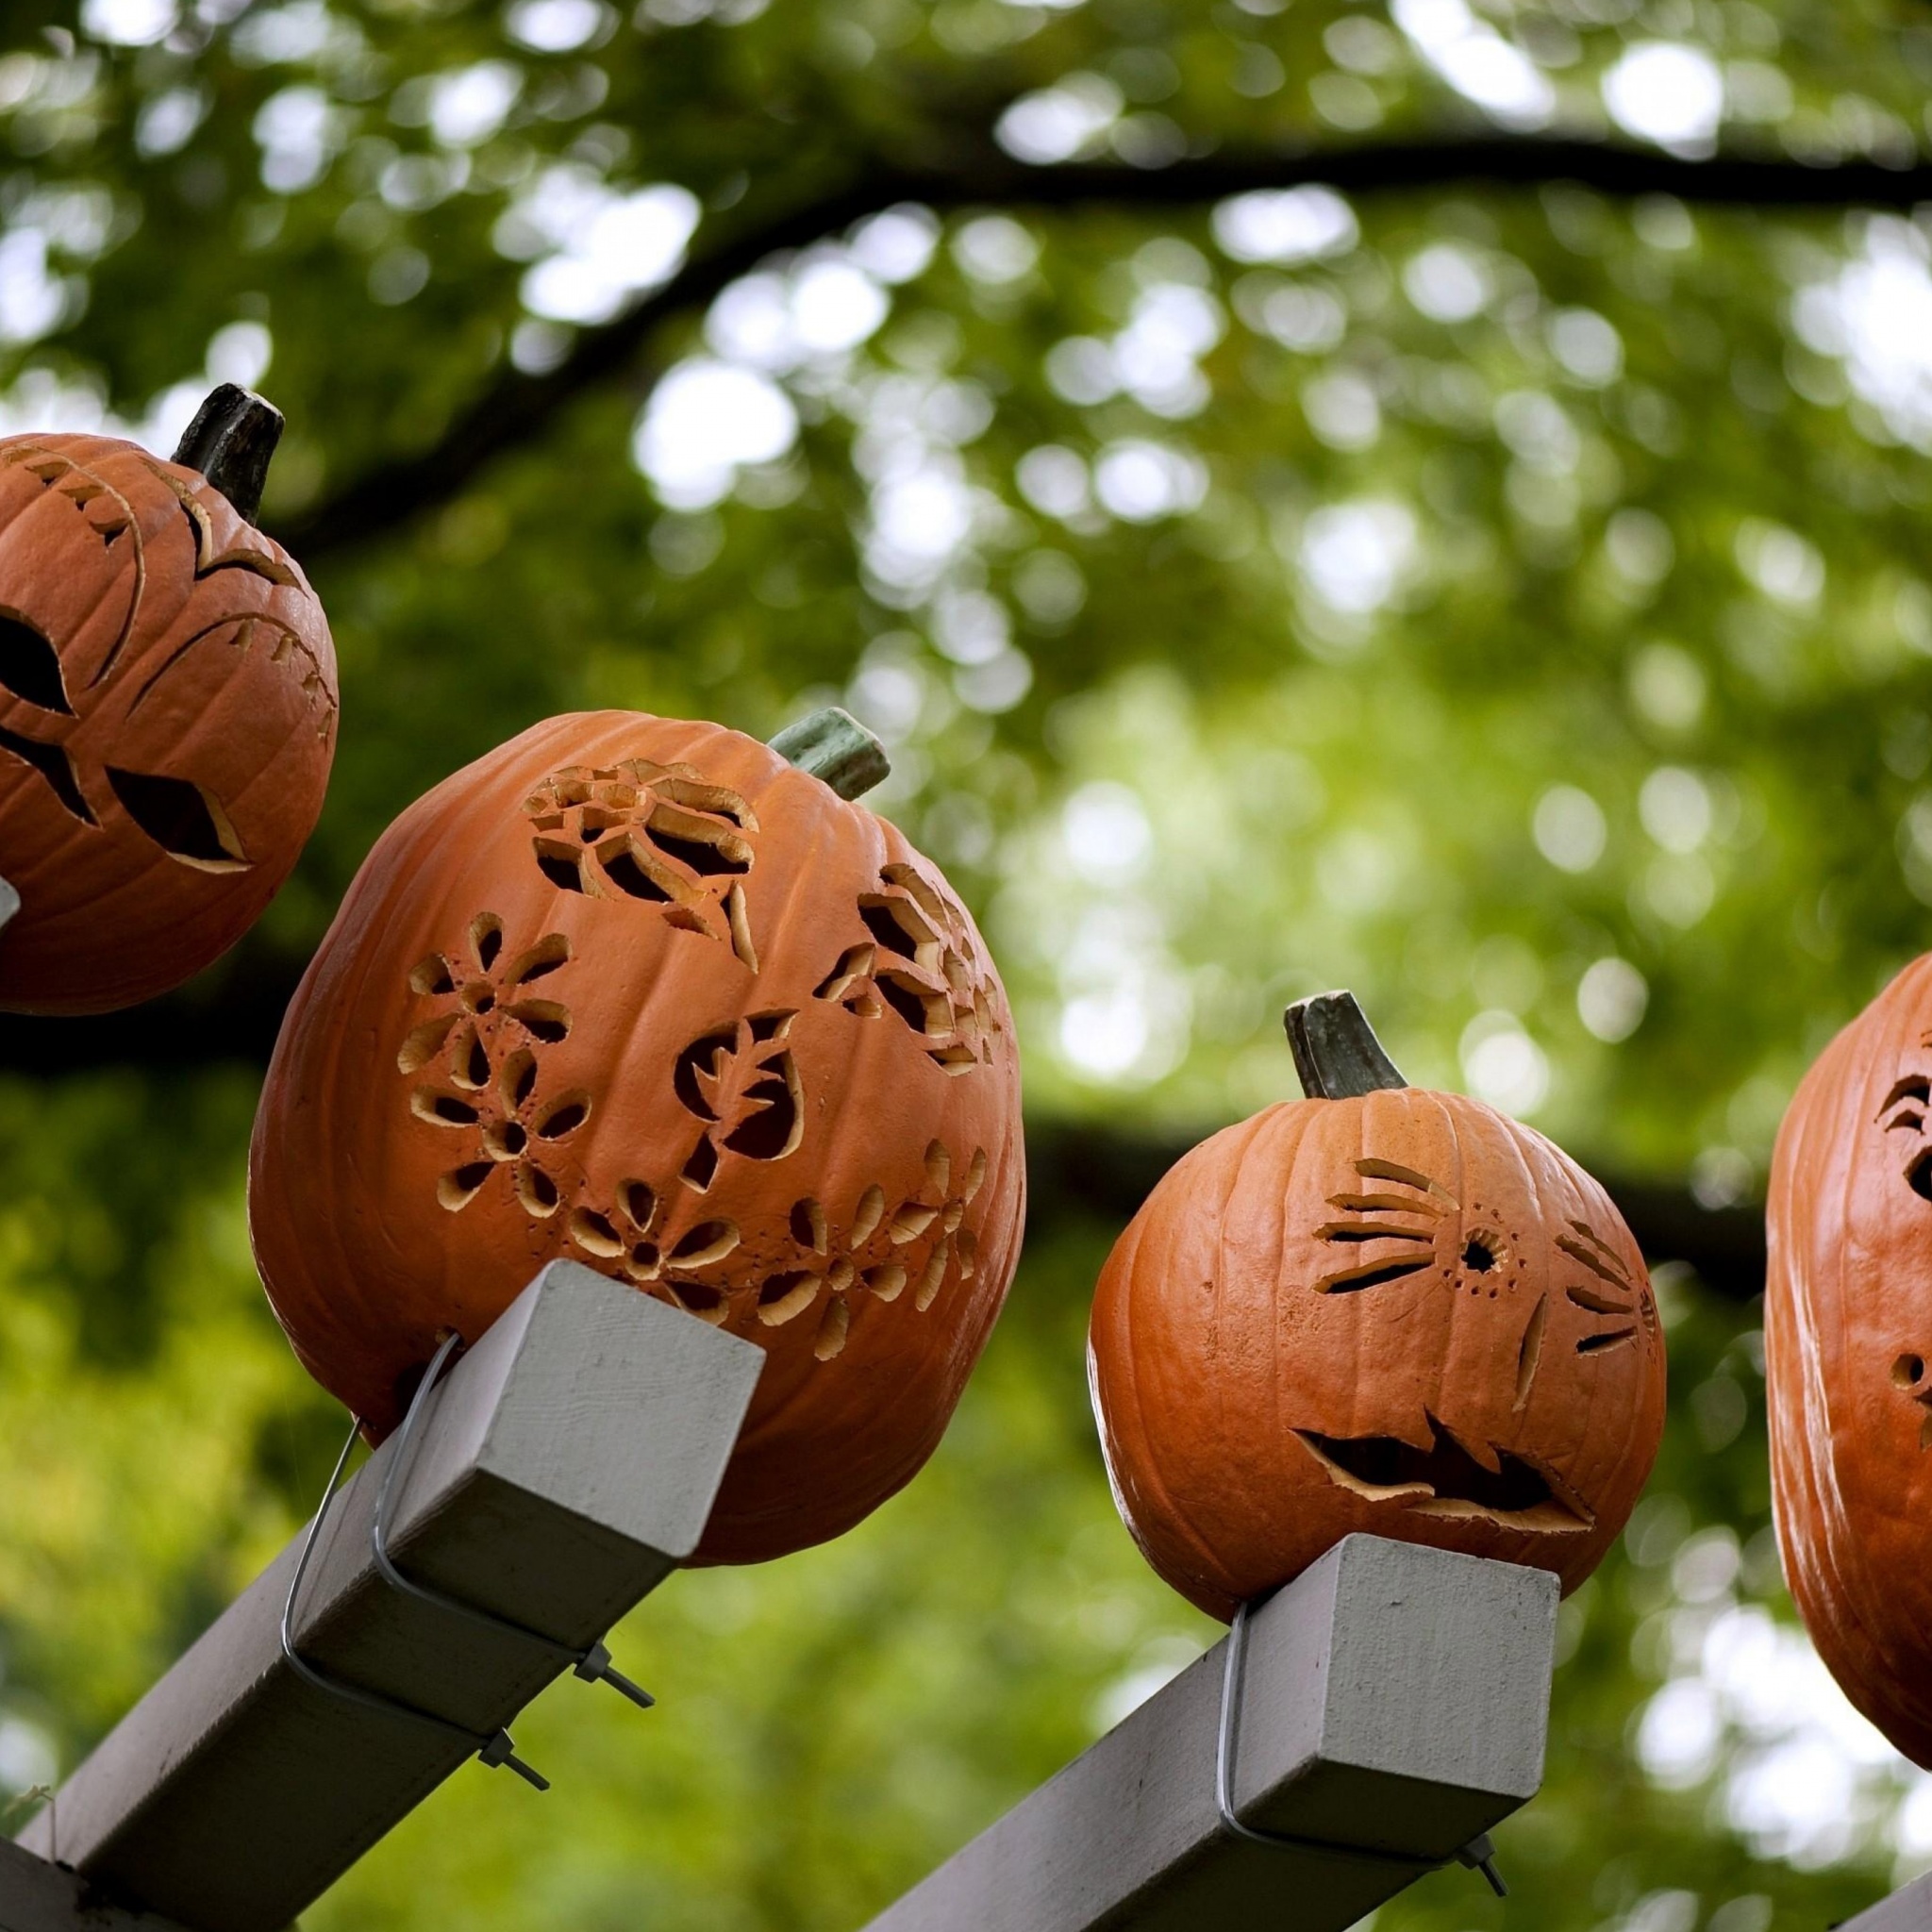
1766,954,1932,1768
249,707,1024,1565
1088,992,1666,1621
0,386,337,1013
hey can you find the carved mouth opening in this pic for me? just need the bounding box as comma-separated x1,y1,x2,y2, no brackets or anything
1295,1415,1592,1532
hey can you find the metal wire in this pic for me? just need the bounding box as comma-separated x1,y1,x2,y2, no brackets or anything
278,1388,548,1790
1214,1593,1507,1896
279,1324,658,1796
371,1334,656,1712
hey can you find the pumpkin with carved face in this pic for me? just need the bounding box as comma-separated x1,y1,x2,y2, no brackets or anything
0,389,337,1013
1088,993,1666,1621
249,708,1025,1565
1766,953,1932,1769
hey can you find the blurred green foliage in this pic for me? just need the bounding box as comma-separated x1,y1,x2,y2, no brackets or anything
0,0,1929,1925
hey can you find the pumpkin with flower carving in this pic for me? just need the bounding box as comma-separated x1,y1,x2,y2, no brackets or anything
249,708,1024,1564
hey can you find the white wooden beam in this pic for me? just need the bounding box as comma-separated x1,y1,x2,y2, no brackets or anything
1840,1871,1932,1928
0,1839,192,1932
862,1535,1557,1932
12,1261,760,1932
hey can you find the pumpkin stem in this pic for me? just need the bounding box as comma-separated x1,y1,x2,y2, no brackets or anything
173,384,284,525
1285,991,1408,1099
768,707,890,800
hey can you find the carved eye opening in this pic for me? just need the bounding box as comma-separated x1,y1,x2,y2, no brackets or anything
1893,1353,1926,1390
1460,1235,1500,1274
106,768,249,872
0,610,72,715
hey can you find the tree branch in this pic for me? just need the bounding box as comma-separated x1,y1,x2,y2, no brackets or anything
125,122,1802,1307
0,958,1765,1302
1025,1118,1766,1305
281,131,1932,569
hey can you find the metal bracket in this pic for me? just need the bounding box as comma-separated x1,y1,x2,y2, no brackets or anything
370,1332,657,1713
278,1409,550,1789
282,1330,657,1793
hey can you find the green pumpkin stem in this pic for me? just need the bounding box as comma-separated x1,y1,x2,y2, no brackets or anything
1285,991,1408,1099
769,706,890,800
173,384,284,525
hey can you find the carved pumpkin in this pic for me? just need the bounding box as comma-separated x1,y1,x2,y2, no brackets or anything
1766,954,1932,1768
0,387,337,1013
1088,993,1666,1621
249,707,1025,1565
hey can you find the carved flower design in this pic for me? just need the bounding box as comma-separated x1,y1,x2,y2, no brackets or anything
397,912,584,1216
566,1177,743,1325
398,912,574,1080
524,759,759,968
812,863,1002,1076
755,1140,990,1361
411,1056,592,1217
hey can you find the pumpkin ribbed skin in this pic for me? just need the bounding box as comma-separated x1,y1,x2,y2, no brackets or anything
0,430,335,1013
1767,955,1932,1768
1089,1087,1665,1621
250,710,1024,1566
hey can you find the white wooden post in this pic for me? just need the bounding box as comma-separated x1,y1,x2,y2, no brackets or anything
0,1838,192,1932
1840,1872,1932,1927
6,1264,1563,1932
862,1535,1558,1932
9,1260,761,1932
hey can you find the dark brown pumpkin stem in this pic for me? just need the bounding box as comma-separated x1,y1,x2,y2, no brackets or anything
1285,991,1407,1099
173,384,284,525
768,706,890,800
